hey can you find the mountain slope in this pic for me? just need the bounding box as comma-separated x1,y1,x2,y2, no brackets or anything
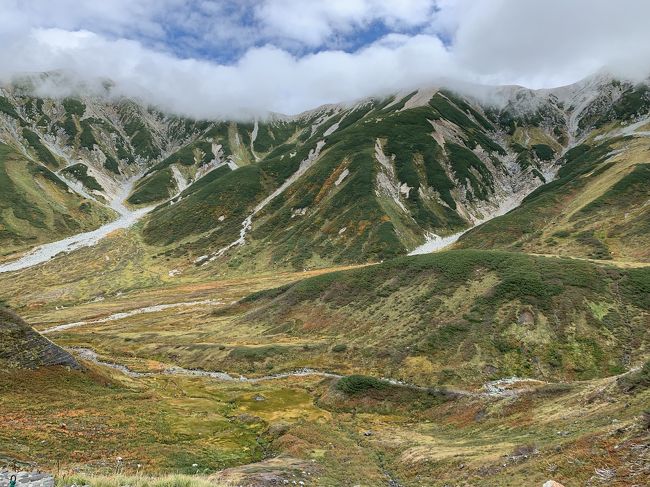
0,307,80,369
1,74,650,271
141,88,567,270
231,250,649,384
458,106,650,261
0,143,114,257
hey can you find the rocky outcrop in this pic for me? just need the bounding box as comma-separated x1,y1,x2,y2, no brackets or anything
0,472,54,487
0,308,81,369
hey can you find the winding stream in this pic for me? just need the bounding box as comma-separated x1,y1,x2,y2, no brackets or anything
71,347,343,382
42,299,222,334
70,346,496,398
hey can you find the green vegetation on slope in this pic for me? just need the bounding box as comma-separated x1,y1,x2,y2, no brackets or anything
240,249,649,384
127,167,176,205
140,89,544,268
22,128,58,167
147,140,214,175
61,163,103,191
446,143,494,200
577,163,650,217
122,115,160,160
0,144,108,253
0,95,20,119
579,83,650,130
143,164,262,247
456,137,639,258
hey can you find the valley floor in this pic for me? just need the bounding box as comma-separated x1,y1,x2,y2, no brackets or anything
0,234,648,485
1,350,648,486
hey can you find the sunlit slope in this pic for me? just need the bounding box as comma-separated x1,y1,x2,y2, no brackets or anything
49,249,647,386
231,250,649,384
457,135,650,261
2,74,650,270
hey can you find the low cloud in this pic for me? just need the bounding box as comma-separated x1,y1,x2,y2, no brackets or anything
1,0,649,119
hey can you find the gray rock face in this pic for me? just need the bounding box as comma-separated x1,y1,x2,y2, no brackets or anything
0,309,81,369
0,471,54,487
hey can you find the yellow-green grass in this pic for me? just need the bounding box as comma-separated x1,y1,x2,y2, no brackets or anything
21,248,646,389
57,474,223,487
458,136,650,262
1,352,648,485
0,216,367,322
0,364,329,475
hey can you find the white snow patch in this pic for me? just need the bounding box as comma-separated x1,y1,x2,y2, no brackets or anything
483,377,545,397
171,165,188,194
399,183,412,198
409,231,467,255
595,116,650,140
334,168,349,186
374,139,408,212
410,175,546,256
323,122,339,137
250,119,261,162
401,88,438,111
0,176,154,274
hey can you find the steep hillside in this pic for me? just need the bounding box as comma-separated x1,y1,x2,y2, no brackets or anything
0,307,79,369
139,76,650,270
142,88,567,270
2,74,650,271
0,76,271,256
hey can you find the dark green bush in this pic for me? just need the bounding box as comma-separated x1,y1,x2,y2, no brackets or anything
337,375,388,394
532,144,555,161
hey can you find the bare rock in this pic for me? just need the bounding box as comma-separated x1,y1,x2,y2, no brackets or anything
518,309,535,325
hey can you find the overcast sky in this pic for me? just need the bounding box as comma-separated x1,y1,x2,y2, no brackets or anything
1,0,650,118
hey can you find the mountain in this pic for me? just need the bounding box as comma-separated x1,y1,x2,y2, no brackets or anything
0,307,80,369
0,142,115,257
2,73,649,273
140,87,567,269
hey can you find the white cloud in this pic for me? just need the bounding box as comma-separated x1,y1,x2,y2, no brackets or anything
1,0,650,119
255,0,436,46
1,27,459,119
